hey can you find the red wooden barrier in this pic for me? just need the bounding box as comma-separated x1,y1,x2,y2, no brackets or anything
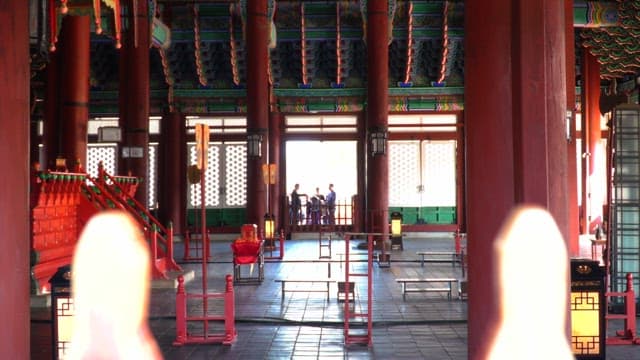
182,228,210,262
173,274,237,346
264,229,285,260
149,223,179,280
96,164,182,279
606,273,640,345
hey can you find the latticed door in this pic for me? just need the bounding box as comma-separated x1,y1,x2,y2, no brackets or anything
610,105,640,298
187,142,247,209
388,140,457,225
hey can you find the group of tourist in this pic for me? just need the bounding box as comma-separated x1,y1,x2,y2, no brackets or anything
290,183,336,225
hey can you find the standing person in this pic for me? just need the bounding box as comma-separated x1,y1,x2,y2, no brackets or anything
325,184,336,224
290,184,305,224
310,187,324,225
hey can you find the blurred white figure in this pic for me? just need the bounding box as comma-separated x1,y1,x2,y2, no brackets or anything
69,210,162,360
487,205,574,360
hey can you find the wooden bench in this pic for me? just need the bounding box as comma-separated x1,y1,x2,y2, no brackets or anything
416,251,459,268
336,251,369,265
396,278,458,300
274,278,335,301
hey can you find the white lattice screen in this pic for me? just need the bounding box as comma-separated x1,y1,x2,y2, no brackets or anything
188,143,246,208
224,144,247,206
148,144,158,208
87,144,158,209
388,140,456,207
422,141,456,206
87,144,116,177
389,141,421,206
188,144,220,207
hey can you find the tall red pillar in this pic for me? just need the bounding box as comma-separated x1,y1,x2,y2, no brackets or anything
565,0,580,256
269,111,282,230
581,50,603,234
43,16,90,171
465,1,569,358
43,51,59,170
246,0,269,227
119,0,150,206
58,16,90,170
0,1,30,357
365,0,389,236
159,111,186,235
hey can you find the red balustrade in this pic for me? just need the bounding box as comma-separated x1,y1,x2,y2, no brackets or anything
31,164,181,294
95,165,181,278
173,274,237,346
182,228,210,262
606,273,640,345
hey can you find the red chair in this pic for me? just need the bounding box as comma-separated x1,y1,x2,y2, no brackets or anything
231,224,264,284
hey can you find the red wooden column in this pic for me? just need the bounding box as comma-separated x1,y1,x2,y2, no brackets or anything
58,16,91,170
269,111,282,230
119,0,151,206
245,0,269,227
565,0,580,256
43,51,59,170
580,50,603,234
465,1,569,358
365,0,389,237
43,16,90,171
159,111,186,235
0,2,30,357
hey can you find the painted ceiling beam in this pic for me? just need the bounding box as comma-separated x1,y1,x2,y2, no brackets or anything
574,1,619,28
90,86,465,101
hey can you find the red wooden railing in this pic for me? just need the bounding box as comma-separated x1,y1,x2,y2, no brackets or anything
285,197,355,233
606,273,640,345
263,229,285,260
182,228,210,262
95,164,181,279
30,163,182,293
173,274,237,346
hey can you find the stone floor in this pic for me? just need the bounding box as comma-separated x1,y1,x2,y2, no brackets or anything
31,233,639,359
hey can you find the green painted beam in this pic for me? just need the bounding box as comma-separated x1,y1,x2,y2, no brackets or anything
91,86,467,101
574,1,618,27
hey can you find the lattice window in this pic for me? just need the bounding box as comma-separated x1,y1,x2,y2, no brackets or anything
188,143,221,207
423,141,456,206
148,144,158,208
87,144,117,178
224,144,247,206
389,141,421,206
87,144,157,208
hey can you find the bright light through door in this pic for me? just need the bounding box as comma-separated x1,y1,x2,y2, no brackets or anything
285,141,358,204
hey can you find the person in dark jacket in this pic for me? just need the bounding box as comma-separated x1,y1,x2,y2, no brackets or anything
325,184,336,224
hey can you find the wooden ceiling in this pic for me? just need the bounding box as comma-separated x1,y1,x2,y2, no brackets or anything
30,1,638,116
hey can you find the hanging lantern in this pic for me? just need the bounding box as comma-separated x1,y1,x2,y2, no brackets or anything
370,128,388,156
247,132,263,158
